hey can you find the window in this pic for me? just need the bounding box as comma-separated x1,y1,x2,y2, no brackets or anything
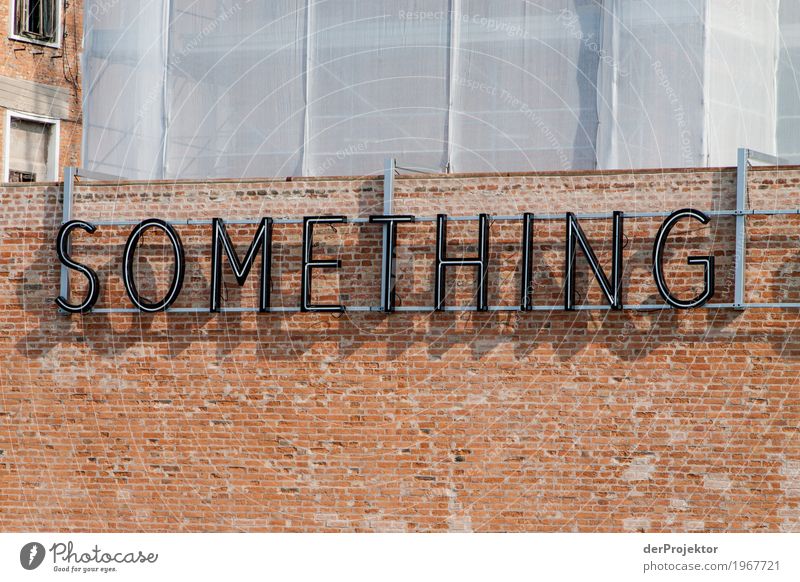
4,112,59,182
12,0,58,44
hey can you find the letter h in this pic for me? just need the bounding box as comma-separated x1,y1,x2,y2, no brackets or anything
434,214,490,311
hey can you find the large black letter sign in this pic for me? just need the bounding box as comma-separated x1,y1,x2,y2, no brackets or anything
210,217,273,312
520,213,535,311
369,215,415,312
652,208,715,309
301,216,347,312
55,220,100,313
564,211,624,311
434,214,490,311
123,219,186,312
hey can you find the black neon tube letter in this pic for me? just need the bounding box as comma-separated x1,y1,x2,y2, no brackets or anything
55,220,100,313
564,211,624,311
301,216,347,312
210,217,273,312
123,219,186,313
369,215,415,312
434,214,490,311
520,213,535,311
652,208,715,309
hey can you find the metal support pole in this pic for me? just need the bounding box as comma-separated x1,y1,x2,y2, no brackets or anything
380,158,396,311
734,148,748,308
383,158,395,215
734,148,788,309
58,166,77,313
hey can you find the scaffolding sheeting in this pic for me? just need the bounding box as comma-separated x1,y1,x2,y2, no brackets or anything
82,0,793,180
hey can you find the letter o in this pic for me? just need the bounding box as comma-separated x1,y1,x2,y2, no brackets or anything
123,219,185,312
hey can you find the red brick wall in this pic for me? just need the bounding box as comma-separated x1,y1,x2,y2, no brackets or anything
0,0,83,178
1,166,800,532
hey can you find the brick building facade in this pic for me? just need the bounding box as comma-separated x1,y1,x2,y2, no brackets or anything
0,0,81,183
1,165,799,531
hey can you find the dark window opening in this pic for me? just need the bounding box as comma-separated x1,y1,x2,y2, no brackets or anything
14,0,57,43
9,170,36,183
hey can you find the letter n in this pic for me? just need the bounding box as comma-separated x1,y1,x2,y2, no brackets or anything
564,211,624,310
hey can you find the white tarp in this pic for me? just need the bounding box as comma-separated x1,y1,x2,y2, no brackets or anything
451,0,602,173
83,0,168,179
166,0,308,178
304,0,450,177
779,0,800,161
82,0,796,179
705,0,779,166
596,0,707,169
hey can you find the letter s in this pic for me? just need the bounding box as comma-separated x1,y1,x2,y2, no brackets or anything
55,220,100,313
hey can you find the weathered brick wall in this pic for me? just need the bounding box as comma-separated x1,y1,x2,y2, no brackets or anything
0,0,83,177
1,166,800,532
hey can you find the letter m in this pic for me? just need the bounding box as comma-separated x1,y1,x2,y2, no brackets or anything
210,217,273,312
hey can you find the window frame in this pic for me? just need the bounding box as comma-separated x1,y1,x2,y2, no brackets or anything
4,109,61,182
9,0,63,48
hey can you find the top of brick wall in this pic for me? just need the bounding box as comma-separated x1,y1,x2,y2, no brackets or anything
8,164,798,189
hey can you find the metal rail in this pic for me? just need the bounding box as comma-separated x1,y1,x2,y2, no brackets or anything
61,208,800,228
87,303,799,314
